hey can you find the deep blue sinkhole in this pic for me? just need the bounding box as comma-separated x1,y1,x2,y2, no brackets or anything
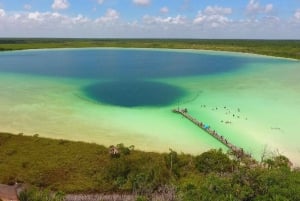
84,80,186,107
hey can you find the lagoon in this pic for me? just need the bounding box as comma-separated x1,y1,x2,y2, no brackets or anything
0,48,299,165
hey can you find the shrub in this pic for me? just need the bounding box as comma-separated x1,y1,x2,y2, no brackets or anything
195,149,233,174
19,188,65,201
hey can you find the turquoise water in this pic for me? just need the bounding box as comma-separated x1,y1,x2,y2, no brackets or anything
0,48,299,165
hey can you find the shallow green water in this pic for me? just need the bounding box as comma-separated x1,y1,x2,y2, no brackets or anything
0,48,299,165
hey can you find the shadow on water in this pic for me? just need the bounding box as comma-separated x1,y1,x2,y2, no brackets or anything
83,80,187,107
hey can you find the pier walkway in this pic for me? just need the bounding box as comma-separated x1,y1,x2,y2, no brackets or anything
173,108,252,160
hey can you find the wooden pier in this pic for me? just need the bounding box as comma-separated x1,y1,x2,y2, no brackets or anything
173,108,252,160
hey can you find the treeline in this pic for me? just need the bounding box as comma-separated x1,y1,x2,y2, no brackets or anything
0,38,299,60
0,132,300,201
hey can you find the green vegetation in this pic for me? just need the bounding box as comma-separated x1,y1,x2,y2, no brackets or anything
19,188,64,201
0,38,299,60
1,132,300,200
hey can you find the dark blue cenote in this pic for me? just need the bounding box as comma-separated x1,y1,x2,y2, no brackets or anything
0,48,282,107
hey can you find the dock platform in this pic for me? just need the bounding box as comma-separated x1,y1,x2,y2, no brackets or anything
173,108,252,160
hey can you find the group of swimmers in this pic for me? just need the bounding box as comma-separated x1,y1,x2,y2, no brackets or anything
200,104,248,124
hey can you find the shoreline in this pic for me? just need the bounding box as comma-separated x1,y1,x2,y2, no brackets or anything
2,47,299,62
0,39,299,60
1,46,299,62
0,131,296,167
